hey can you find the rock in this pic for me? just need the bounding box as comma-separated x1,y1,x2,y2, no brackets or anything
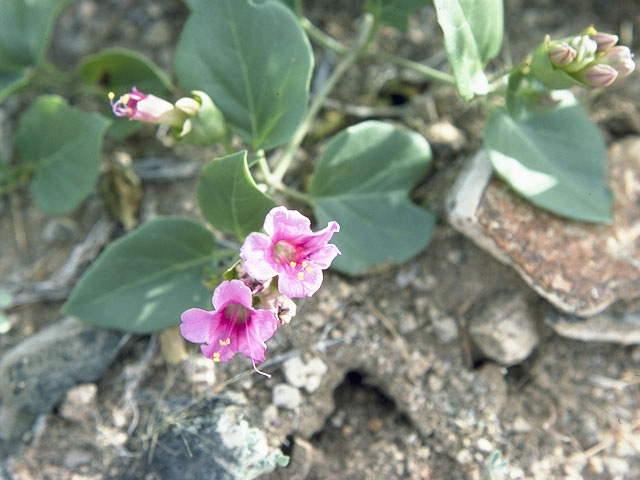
58,383,98,423
272,383,302,410
468,293,539,366
0,317,124,441
282,356,328,393
151,392,288,480
447,138,640,317
545,299,640,344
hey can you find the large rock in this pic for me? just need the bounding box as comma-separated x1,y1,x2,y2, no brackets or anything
447,138,640,317
150,392,288,480
0,317,124,442
546,299,640,344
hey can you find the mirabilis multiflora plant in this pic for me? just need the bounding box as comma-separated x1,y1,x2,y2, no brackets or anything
181,207,340,377
45,0,634,378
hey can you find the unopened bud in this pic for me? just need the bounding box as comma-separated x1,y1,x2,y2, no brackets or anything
603,46,636,78
578,63,618,87
549,42,576,67
565,35,598,72
175,97,201,116
590,32,619,51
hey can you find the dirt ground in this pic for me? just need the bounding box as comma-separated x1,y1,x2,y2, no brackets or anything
2,1,640,479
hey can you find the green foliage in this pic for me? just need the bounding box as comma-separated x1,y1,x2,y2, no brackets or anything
433,0,503,100
366,0,430,31
174,0,313,150
0,0,72,101
484,92,612,223
197,151,277,239
63,218,219,333
15,95,110,214
309,121,434,275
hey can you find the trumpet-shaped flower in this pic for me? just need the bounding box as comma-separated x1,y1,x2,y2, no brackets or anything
180,280,279,376
109,87,183,125
240,207,340,299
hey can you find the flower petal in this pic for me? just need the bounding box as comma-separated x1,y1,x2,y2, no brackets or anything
212,279,253,310
307,244,341,269
298,221,340,252
240,232,278,281
180,308,213,343
265,206,312,240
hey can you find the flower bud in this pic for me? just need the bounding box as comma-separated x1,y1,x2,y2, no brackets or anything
548,42,577,67
602,45,636,78
577,63,618,87
174,97,201,116
564,35,598,72
176,91,226,146
590,32,619,51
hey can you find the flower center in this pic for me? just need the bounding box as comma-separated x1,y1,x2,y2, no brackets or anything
272,240,298,266
222,303,251,325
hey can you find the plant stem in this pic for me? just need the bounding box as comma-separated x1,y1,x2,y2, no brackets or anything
272,13,375,184
368,52,456,86
302,17,455,86
301,17,348,56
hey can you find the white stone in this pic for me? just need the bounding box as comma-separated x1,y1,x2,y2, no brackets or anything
282,356,328,393
272,383,302,410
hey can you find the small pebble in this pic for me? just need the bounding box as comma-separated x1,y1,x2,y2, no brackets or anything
272,383,301,410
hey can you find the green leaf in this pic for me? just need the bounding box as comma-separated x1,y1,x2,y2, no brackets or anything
197,151,277,239
15,95,110,214
484,92,612,223
78,48,174,139
309,121,434,275
63,217,218,333
175,0,313,150
0,0,71,71
433,0,503,100
366,0,430,31
78,48,173,96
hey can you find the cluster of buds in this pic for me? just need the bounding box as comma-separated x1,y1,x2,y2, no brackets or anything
108,87,225,145
180,207,341,377
531,27,635,89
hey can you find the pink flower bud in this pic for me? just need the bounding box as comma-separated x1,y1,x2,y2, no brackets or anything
603,46,636,78
590,32,619,51
548,42,576,67
578,63,618,87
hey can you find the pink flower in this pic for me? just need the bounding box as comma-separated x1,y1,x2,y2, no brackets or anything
240,207,340,299
180,280,279,377
108,87,181,125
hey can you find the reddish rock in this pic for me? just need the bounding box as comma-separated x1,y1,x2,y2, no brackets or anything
448,137,640,317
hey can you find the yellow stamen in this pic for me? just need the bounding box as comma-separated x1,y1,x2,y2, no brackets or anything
213,352,221,362
225,338,231,345
108,92,115,100
290,261,297,268
121,93,130,104
301,261,308,268
297,272,304,280
219,338,231,346
306,267,312,273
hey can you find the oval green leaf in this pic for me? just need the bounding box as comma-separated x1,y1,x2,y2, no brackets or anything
433,0,503,100
15,95,110,214
63,217,218,333
175,0,313,150
484,92,612,223
78,48,173,95
197,150,276,240
0,0,71,72
309,121,434,275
